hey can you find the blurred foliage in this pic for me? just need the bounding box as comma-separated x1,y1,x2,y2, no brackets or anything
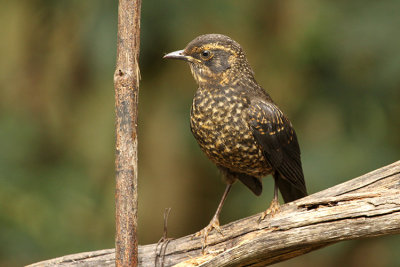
0,0,399,266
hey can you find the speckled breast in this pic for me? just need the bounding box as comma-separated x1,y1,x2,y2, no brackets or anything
190,86,271,177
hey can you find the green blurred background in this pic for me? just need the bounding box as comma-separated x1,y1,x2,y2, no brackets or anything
1,0,399,266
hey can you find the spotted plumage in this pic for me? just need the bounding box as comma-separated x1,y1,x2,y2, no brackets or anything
190,81,270,178
164,34,307,249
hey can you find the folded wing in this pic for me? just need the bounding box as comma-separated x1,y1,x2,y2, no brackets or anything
247,101,307,202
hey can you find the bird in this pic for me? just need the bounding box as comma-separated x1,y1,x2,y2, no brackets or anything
163,34,307,249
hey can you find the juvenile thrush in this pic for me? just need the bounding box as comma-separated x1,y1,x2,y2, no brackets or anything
164,34,307,248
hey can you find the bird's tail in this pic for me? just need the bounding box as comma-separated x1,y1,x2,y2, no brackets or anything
237,173,263,196
274,172,307,203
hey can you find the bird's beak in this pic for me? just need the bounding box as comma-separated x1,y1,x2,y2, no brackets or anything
163,49,189,61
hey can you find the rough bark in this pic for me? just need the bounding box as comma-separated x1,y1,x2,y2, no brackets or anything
28,161,400,267
114,0,141,266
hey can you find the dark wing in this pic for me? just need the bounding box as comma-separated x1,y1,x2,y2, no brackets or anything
247,101,307,202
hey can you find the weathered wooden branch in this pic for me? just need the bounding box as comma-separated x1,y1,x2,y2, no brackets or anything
113,0,141,266
28,161,400,267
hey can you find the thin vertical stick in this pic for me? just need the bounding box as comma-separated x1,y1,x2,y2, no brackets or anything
114,0,141,266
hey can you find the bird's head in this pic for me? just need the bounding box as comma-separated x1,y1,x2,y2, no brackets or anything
164,34,254,86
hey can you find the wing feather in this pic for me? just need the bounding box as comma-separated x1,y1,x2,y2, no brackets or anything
248,101,307,199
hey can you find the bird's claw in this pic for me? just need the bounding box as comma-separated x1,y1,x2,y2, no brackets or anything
258,198,280,222
193,217,223,253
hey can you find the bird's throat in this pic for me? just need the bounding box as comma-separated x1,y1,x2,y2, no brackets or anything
189,63,234,87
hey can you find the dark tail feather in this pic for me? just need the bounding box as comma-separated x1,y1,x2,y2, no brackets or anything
274,172,307,203
238,174,263,196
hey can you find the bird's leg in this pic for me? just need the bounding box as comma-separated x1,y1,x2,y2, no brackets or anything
194,183,232,252
259,179,281,221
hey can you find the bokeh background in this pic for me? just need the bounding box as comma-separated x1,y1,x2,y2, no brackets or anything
1,0,399,266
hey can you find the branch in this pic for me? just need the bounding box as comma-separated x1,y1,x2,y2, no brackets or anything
114,0,141,266
28,161,400,267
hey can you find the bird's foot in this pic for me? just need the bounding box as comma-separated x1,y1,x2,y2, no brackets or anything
193,216,223,253
258,198,280,222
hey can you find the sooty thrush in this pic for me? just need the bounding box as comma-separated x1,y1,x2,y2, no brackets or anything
164,34,307,249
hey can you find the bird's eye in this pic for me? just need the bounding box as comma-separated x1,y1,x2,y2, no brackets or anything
200,50,212,60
